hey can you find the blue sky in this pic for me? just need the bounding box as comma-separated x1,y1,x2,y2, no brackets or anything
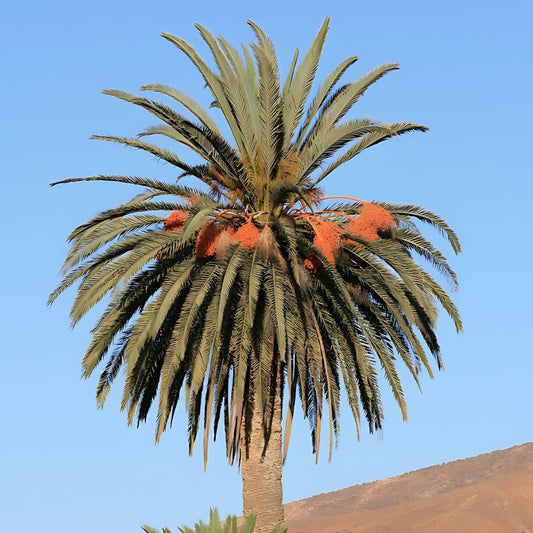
1,0,532,531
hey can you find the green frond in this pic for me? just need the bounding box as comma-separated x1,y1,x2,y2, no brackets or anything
83,263,169,377
99,91,246,189
195,24,259,170
249,20,283,197
301,62,400,149
141,83,221,134
68,232,168,326
91,134,201,174
295,118,375,182
51,174,208,194
138,124,205,154
281,47,299,104
312,122,428,185
62,214,164,274
394,228,459,289
384,202,462,254
218,36,261,168
294,54,358,148
160,32,250,162
281,17,330,152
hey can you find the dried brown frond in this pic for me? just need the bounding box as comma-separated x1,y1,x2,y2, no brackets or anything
276,151,299,182
304,187,325,209
206,165,230,188
257,224,279,259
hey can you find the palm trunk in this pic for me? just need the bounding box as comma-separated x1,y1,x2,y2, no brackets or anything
240,374,284,533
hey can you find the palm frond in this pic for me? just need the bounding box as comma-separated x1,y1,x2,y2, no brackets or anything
281,18,330,152
312,122,428,185
141,83,221,134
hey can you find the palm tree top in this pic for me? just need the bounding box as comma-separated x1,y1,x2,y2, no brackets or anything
55,18,429,212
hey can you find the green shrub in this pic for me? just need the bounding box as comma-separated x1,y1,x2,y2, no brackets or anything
141,508,287,533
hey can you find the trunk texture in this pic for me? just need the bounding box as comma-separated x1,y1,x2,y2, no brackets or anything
240,379,284,533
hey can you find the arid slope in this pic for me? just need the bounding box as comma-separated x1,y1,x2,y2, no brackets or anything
285,443,533,532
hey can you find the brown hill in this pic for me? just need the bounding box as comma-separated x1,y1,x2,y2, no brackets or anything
284,442,533,532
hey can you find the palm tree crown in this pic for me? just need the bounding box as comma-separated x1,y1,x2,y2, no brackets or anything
50,18,461,475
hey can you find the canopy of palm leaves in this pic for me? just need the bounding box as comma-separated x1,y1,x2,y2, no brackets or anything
50,18,461,468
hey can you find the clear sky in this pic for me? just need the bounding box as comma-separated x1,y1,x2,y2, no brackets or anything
1,0,532,531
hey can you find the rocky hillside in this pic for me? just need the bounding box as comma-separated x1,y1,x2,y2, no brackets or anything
284,442,533,532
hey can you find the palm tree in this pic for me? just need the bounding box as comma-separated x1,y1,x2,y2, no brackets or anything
50,18,461,533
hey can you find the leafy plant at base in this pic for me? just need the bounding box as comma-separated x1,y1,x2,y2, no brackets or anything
142,508,287,533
